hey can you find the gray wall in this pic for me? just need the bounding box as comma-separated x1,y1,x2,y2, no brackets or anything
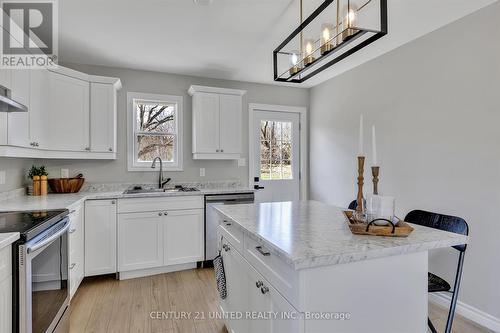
39,64,309,185
309,2,500,319
0,157,32,192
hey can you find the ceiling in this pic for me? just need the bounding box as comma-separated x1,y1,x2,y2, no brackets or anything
59,0,498,88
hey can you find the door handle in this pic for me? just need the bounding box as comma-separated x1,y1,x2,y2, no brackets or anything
254,185,265,190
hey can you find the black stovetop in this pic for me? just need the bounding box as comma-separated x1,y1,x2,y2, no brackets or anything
0,209,69,241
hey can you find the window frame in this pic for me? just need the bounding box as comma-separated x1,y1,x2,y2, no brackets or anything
127,92,183,171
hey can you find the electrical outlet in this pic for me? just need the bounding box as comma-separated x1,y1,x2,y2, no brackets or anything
200,168,205,177
0,170,5,185
238,158,246,167
61,169,69,178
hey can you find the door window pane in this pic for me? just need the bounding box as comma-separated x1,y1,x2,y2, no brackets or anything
259,120,293,180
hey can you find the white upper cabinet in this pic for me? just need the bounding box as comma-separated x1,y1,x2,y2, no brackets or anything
29,69,50,149
189,85,246,160
8,69,30,147
48,72,90,151
0,66,121,159
90,82,117,153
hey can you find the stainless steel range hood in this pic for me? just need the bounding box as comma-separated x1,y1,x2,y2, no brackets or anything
0,85,28,112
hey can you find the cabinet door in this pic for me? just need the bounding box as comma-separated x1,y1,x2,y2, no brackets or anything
118,212,163,271
0,276,12,333
192,92,220,153
220,238,253,333
8,69,30,147
219,94,242,154
29,68,50,148
163,209,204,265
85,200,117,276
48,72,90,151
90,83,116,152
68,205,84,299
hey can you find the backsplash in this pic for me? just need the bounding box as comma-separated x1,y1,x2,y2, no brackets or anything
81,180,244,193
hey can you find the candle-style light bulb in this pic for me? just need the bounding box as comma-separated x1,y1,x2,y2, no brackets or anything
358,114,364,156
372,125,377,166
303,38,316,66
341,5,358,41
289,50,301,76
320,23,334,55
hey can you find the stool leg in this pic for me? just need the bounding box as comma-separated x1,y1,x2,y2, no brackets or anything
445,252,465,333
428,318,438,333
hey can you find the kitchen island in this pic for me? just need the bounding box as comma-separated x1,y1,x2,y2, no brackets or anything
214,200,468,333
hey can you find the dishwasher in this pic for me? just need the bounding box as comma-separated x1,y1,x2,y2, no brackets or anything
204,193,254,265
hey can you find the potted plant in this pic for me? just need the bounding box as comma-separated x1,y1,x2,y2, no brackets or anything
28,165,49,196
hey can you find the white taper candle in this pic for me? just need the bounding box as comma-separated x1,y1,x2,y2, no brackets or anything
358,114,364,156
372,125,378,166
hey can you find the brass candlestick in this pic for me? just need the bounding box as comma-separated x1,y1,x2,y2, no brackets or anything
371,166,380,195
356,156,365,212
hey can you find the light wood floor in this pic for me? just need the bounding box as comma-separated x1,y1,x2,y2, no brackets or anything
69,268,492,333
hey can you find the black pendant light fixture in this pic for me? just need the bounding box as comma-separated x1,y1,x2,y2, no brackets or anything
273,0,387,83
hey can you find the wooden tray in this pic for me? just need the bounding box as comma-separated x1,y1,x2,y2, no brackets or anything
343,210,414,237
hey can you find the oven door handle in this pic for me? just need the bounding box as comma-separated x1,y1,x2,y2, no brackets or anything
27,218,71,254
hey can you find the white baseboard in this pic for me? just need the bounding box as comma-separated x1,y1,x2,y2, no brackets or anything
429,292,500,332
118,262,197,280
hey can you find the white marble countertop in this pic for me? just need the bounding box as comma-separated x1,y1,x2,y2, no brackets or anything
0,187,254,212
214,200,469,270
0,232,19,250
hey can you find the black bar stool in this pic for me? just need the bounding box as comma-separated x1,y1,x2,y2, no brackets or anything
404,210,469,333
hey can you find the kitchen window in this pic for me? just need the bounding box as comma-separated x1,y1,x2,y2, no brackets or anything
127,92,183,171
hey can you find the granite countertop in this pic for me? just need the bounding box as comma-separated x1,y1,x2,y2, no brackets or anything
214,200,469,270
0,232,19,250
0,186,254,212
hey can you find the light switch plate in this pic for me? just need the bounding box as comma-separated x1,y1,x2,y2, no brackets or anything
238,158,246,167
199,168,205,177
61,169,69,178
0,170,5,185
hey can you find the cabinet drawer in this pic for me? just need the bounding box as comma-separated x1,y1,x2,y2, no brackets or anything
218,219,244,253
0,246,12,282
244,236,299,307
117,195,203,213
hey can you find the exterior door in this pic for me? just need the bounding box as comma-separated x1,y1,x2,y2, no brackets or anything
253,110,300,203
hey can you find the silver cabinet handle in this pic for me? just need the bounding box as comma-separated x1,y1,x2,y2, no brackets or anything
256,246,271,256
223,220,232,226
256,281,263,288
111,200,116,204
69,229,76,234
164,212,168,216
216,149,220,152
69,263,76,270
108,147,113,152
35,142,39,147
261,286,269,294
158,212,163,216
221,149,224,152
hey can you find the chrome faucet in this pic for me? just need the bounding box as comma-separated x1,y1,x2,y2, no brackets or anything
151,157,172,189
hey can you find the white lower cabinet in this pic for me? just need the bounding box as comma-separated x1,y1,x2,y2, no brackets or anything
164,209,204,265
220,237,302,333
85,200,117,276
117,196,204,274
0,246,12,333
68,205,85,299
118,211,164,272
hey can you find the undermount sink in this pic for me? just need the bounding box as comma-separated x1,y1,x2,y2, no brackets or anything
123,185,199,194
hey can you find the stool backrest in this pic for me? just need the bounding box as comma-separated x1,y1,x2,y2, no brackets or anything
348,200,357,210
404,210,469,252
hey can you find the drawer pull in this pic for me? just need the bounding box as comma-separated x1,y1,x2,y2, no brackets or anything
69,229,76,234
69,263,76,270
158,212,163,216
260,286,269,294
256,246,271,256
223,220,232,226
223,244,230,252
256,280,263,288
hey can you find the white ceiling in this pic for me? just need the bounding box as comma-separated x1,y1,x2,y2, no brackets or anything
59,0,498,88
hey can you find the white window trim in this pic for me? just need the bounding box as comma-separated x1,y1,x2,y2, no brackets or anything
127,92,183,172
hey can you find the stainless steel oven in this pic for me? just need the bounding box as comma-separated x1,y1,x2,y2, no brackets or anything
15,216,70,333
